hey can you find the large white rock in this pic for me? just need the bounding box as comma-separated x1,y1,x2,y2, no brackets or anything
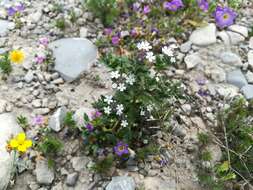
49,38,98,82
0,113,23,190
189,23,217,46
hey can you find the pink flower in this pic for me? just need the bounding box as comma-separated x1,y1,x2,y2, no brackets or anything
39,37,49,46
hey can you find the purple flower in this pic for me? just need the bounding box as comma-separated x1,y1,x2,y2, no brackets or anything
111,36,120,45
114,141,129,156
39,37,49,46
133,2,141,11
91,110,102,119
197,0,209,12
196,78,206,86
163,0,184,11
15,3,25,12
85,123,94,132
32,115,44,126
35,56,45,64
104,28,113,36
143,5,151,14
198,89,209,97
7,7,17,16
131,28,138,37
213,6,237,29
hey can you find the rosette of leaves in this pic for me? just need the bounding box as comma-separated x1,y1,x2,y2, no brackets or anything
0,53,12,76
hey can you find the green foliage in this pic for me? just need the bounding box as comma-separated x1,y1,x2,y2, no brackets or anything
136,144,159,160
0,53,12,75
198,132,211,146
198,98,253,189
55,18,66,30
201,151,212,161
92,154,114,174
38,135,63,157
64,112,77,129
69,8,77,23
217,98,253,182
17,115,29,129
85,0,119,26
249,26,253,37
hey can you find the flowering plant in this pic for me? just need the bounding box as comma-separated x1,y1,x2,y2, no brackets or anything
75,45,183,171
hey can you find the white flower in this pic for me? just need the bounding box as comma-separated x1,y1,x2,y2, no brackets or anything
146,52,156,62
118,83,126,92
104,95,113,104
169,44,178,49
140,110,145,116
137,41,152,51
121,120,128,127
112,83,118,89
110,70,120,79
126,74,135,85
170,57,176,63
162,46,174,57
104,106,112,114
116,104,124,115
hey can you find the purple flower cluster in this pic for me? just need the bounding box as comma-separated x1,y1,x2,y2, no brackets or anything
213,6,237,28
7,3,25,16
163,0,184,11
114,141,129,156
197,0,209,12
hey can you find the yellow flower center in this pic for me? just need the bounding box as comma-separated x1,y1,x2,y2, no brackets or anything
118,145,125,151
223,14,229,20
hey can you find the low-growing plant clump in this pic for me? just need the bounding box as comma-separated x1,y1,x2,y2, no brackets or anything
197,98,253,190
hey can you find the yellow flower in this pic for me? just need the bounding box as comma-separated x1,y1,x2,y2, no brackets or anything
9,50,25,64
8,132,32,153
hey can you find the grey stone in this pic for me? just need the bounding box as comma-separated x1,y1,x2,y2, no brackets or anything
241,85,253,99
106,176,136,190
184,52,202,69
0,113,23,190
48,106,67,132
0,99,7,113
80,27,88,38
32,99,42,108
227,31,245,45
228,24,248,38
0,20,13,36
220,52,242,67
24,70,34,83
246,71,253,83
49,38,98,82
189,23,216,46
35,160,54,185
248,50,253,69
249,37,253,49
180,41,192,53
226,69,247,88
71,156,89,172
66,172,79,186
143,177,176,190
210,67,226,83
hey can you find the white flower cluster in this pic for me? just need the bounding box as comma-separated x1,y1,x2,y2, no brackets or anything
103,95,128,128
162,44,177,63
110,70,136,92
137,41,156,63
